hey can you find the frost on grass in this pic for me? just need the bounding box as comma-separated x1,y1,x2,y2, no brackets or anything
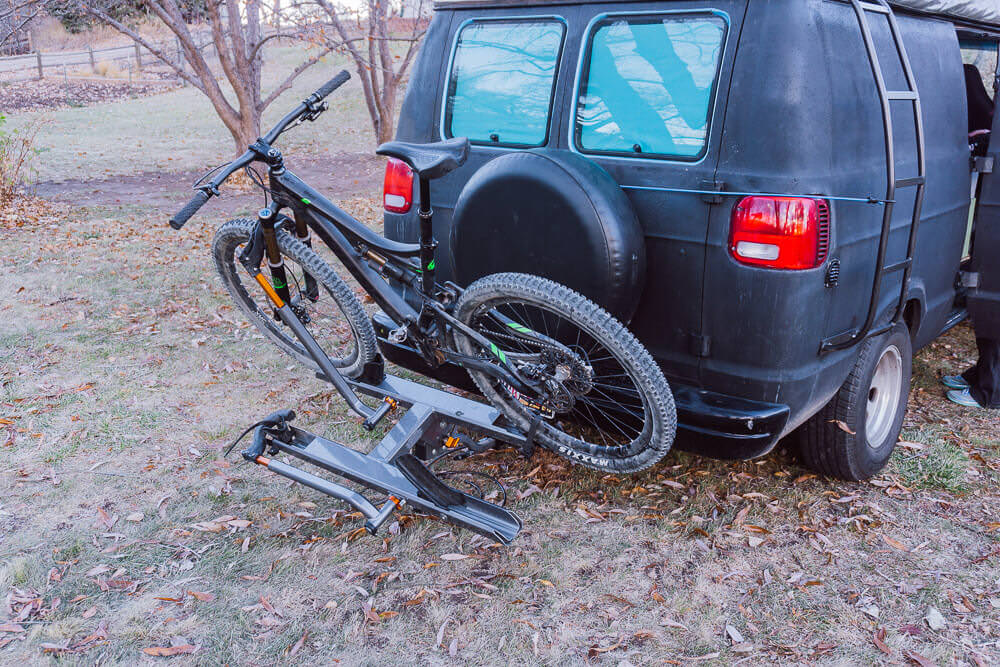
0,198,998,664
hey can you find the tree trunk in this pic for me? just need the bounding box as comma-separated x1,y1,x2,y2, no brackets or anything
377,87,397,144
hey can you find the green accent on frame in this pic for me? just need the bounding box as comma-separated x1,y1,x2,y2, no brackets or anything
301,198,311,205
271,278,287,289
507,322,532,334
427,259,436,270
489,343,507,364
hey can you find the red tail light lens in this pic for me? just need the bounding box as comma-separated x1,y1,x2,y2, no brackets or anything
383,158,413,213
729,196,830,270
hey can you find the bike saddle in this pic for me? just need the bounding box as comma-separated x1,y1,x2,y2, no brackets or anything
376,137,470,180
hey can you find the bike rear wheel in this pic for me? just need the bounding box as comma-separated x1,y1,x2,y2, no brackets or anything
213,218,377,378
453,273,676,473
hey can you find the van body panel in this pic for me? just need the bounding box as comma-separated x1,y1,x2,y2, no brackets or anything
383,0,980,455
700,1,969,435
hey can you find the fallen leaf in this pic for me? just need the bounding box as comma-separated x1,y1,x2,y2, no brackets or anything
726,624,745,644
883,535,908,551
187,591,215,602
872,628,891,655
125,512,144,522
831,420,856,435
440,553,470,561
661,617,688,630
903,649,936,667
285,630,308,657
436,617,450,648
588,639,623,658
82,606,97,619
0,623,25,633
924,607,946,631
142,645,197,656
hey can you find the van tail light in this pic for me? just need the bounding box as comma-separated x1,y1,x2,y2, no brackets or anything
729,196,830,270
383,158,413,213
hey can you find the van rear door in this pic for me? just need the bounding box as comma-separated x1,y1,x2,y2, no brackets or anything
567,2,748,385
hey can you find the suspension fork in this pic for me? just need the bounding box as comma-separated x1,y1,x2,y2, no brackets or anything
290,204,320,301
258,207,291,315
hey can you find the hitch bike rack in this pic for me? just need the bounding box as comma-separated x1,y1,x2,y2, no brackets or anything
238,365,529,544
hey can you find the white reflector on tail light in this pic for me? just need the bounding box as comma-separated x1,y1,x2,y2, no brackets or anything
383,158,413,213
735,241,780,261
729,196,830,270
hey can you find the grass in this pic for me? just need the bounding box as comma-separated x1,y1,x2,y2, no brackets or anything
5,45,375,182
893,427,972,493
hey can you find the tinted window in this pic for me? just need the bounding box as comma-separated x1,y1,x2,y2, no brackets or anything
575,13,727,160
445,19,565,147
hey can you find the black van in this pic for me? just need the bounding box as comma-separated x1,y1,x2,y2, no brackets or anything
373,0,1000,480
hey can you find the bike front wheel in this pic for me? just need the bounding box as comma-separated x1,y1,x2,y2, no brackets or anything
453,273,676,473
212,218,378,378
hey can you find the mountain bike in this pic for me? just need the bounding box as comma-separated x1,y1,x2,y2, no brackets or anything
169,71,677,541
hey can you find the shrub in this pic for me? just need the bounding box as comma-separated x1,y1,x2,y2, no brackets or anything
0,115,44,204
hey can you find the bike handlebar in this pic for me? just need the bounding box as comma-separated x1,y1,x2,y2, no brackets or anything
310,70,351,105
169,189,211,230
263,70,351,145
169,70,351,229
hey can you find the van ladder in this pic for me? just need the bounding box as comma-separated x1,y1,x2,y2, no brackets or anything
821,0,926,352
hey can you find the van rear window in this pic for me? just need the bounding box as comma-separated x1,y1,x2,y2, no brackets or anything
444,19,565,147
574,13,727,160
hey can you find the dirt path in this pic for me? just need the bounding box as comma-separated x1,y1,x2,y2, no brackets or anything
33,151,384,213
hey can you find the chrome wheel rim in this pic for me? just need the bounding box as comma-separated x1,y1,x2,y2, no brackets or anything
866,345,902,449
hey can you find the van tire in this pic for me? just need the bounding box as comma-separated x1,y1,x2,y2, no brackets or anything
798,323,912,481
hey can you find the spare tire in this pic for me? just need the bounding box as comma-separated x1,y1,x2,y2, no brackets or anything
449,149,646,323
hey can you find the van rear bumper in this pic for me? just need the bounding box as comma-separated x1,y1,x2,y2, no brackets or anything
372,313,789,460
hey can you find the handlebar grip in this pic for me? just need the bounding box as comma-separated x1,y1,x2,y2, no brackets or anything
310,70,351,103
169,190,211,230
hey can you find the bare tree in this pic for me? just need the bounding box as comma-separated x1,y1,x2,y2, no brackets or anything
299,0,427,144
0,0,39,50
80,0,336,152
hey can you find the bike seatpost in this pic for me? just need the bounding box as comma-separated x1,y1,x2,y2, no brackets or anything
418,177,436,297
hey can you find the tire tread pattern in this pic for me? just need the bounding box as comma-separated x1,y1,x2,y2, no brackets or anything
212,218,377,378
454,272,676,474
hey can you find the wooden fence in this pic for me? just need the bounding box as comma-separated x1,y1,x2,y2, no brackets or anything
0,33,212,83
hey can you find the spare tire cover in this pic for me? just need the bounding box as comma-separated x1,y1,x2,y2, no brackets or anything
449,149,646,322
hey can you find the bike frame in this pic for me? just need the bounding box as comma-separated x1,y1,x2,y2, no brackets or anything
233,138,550,429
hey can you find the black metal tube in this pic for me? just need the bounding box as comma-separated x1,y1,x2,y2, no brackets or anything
418,177,435,297
273,302,374,420
263,458,379,520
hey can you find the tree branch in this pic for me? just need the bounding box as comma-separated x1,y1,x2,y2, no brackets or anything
81,3,205,91
258,44,333,111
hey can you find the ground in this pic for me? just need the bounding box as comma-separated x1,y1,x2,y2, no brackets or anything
2,44,999,666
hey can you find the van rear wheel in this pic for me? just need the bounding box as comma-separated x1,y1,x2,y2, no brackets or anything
798,322,912,480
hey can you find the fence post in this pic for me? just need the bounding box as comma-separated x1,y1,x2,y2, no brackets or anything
35,50,43,80
134,42,142,71
88,46,96,74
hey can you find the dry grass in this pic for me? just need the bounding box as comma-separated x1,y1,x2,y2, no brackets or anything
1,194,998,665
